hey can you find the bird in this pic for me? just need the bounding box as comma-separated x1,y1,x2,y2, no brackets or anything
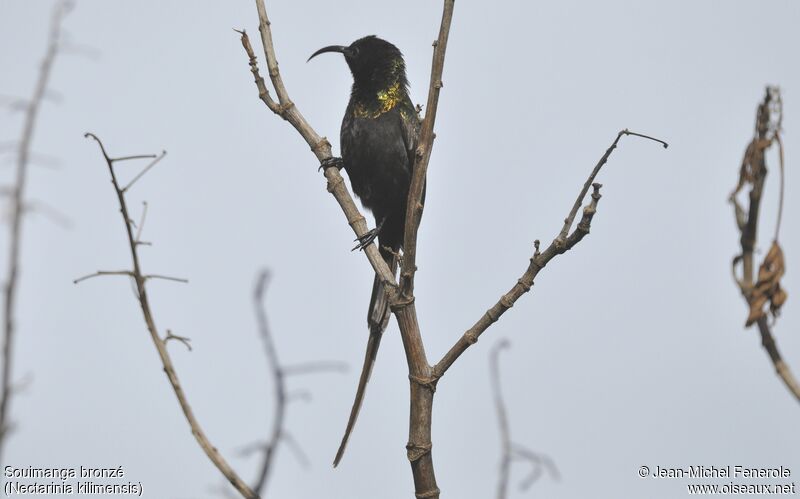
308,35,421,467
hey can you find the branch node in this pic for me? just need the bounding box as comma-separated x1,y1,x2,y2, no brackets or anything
311,138,331,155
408,374,438,393
326,174,345,193
406,442,433,462
390,295,416,312
416,488,441,499
163,329,193,351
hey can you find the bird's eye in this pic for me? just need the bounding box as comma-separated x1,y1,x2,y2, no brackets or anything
350,46,360,57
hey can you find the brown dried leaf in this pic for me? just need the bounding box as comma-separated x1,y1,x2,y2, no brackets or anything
746,241,788,326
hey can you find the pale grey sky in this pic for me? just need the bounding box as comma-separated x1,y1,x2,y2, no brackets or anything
2,1,800,498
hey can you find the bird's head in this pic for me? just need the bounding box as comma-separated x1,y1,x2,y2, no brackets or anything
308,36,407,92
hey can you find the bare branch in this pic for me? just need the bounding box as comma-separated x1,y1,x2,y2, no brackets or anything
558,129,667,243
135,201,149,243
144,274,189,284
434,131,667,379
164,329,192,352
121,151,167,192
82,133,258,499
491,339,512,499
250,269,285,495
236,18,395,290
111,153,157,162
241,2,664,497
73,270,134,284
400,0,456,298
491,340,558,498
1,1,71,460
280,431,310,469
512,445,560,490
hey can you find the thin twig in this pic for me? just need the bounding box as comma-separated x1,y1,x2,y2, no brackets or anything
512,445,560,490
121,151,167,192
81,133,258,499
1,0,71,459
558,129,667,243
72,270,134,284
135,201,148,243
434,131,667,379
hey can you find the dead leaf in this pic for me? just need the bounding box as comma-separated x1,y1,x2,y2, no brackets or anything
746,241,788,326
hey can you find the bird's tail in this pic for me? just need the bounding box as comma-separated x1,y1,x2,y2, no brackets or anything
333,249,397,467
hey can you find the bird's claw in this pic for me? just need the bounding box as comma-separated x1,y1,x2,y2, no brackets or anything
352,228,379,252
319,156,344,172
351,219,385,252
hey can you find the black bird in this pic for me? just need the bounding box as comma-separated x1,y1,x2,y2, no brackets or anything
308,35,420,467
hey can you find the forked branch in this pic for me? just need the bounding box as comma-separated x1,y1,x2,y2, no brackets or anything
434,130,668,379
239,1,666,497
249,269,346,495
491,340,558,499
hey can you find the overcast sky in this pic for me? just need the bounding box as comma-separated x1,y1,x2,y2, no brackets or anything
2,1,800,498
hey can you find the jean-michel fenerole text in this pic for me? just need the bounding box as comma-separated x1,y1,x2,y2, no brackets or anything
652,466,791,479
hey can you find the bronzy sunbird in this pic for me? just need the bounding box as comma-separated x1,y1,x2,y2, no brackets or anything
308,35,421,466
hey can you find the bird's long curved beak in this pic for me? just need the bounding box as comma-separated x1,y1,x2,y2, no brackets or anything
307,45,348,62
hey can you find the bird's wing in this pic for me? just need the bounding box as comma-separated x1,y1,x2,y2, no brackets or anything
400,99,422,173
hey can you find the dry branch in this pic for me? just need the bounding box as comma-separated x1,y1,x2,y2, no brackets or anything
434,130,667,379
240,1,666,496
490,340,558,499
400,0,456,298
730,87,799,403
249,269,346,495
79,133,257,499
0,0,71,463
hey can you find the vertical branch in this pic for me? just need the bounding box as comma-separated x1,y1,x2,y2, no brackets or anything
0,0,71,463
81,134,258,499
491,340,512,499
251,270,284,495
249,269,346,494
400,0,456,298
490,339,558,499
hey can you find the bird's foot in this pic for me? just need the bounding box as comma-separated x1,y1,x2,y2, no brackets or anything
318,156,344,172
352,219,385,252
